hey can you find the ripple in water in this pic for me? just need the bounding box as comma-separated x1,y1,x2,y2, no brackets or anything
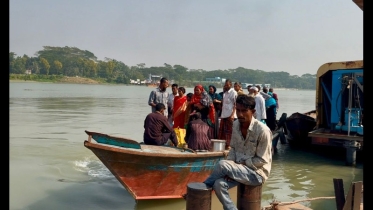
74,157,114,179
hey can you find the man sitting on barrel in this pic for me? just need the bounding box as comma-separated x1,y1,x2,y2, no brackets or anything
203,94,273,210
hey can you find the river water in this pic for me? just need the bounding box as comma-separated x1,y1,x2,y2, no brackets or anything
9,82,363,210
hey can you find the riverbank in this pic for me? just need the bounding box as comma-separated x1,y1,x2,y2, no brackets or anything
10,76,102,84
56,76,101,84
9,75,312,90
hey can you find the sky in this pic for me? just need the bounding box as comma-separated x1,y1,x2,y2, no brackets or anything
9,0,363,76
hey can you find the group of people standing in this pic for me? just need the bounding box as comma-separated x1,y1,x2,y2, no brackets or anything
143,77,278,210
144,77,216,151
144,77,280,151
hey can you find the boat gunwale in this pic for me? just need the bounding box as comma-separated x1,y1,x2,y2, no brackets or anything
286,110,316,122
84,140,228,158
85,130,139,144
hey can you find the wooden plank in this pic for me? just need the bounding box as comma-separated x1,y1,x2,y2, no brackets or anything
343,183,353,210
333,178,345,210
343,182,363,210
352,182,363,210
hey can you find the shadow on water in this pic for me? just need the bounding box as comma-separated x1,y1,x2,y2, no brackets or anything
135,199,186,210
23,174,234,210
24,180,194,210
286,143,363,165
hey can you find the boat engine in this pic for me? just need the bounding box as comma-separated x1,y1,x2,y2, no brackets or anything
333,72,363,135
335,108,363,135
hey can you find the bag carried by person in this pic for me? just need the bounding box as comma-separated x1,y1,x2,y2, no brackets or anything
174,127,186,148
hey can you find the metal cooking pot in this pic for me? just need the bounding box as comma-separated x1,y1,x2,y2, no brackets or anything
211,139,226,152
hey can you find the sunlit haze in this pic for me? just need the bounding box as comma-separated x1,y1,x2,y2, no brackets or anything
9,0,363,76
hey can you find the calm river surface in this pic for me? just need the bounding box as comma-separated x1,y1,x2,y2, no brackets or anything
9,82,363,210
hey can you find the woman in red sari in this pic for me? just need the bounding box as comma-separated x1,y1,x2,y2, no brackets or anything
173,87,187,128
188,85,216,139
183,93,194,129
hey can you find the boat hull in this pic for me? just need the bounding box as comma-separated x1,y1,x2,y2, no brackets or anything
84,140,226,200
285,110,316,145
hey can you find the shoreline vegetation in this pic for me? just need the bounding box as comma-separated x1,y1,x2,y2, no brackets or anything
9,76,309,90
10,74,103,85
10,47,317,90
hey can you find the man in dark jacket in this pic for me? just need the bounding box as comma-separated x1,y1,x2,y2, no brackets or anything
143,103,178,146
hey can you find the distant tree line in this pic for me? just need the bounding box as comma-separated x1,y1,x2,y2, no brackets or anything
9,46,316,89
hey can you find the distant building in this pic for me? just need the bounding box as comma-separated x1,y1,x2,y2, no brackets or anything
130,79,141,85
147,74,163,85
242,83,253,88
241,83,270,88
205,77,227,84
25,70,32,74
206,77,221,82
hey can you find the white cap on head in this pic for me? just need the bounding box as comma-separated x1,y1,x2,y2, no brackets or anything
250,87,258,91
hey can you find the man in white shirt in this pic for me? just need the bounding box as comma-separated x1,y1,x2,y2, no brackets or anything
251,86,267,124
218,79,237,150
203,94,272,210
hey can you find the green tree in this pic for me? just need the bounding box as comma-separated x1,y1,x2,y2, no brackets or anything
39,57,50,75
50,60,63,75
10,56,27,74
32,60,40,74
9,52,16,73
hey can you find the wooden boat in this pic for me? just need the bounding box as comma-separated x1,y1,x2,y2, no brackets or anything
83,130,227,200
285,110,316,145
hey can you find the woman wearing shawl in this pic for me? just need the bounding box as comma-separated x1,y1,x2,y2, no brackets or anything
189,85,216,138
185,112,212,151
172,87,187,129
208,85,222,139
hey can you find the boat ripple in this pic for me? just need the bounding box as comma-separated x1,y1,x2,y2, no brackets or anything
74,157,113,179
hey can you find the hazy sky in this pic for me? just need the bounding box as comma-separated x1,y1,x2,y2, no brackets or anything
10,0,363,76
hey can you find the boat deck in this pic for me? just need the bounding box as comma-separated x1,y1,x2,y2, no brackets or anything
140,144,228,155
308,128,363,143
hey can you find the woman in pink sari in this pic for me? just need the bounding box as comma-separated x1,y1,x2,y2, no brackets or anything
172,87,187,128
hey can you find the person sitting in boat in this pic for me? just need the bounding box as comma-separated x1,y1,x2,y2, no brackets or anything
187,85,216,138
185,111,212,151
143,103,179,146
